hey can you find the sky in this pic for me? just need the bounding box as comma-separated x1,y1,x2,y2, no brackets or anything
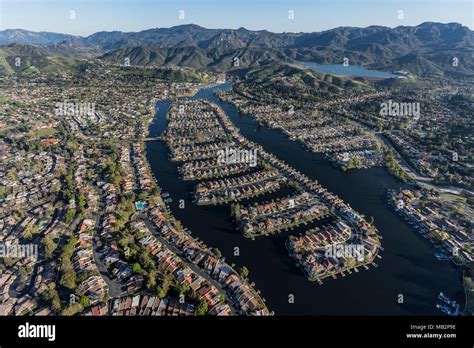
0,0,472,36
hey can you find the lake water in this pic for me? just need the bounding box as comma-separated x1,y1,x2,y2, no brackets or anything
145,82,463,315
297,61,401,79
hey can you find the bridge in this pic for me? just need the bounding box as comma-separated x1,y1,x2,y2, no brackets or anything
144,137,160,141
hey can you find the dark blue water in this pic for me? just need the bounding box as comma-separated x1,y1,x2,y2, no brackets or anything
145,83,463,315
298,61,401,79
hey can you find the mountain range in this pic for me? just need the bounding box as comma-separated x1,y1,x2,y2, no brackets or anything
0,22,473,77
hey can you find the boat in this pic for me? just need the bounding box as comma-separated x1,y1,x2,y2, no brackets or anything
436,303,450,314
436,303,459,316
435,253,451,261
438,292,454,305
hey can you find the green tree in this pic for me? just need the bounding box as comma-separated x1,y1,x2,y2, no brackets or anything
368,216,375,225
288,180,301,191
240,266,249,278
42,283,62,313
77,193,86,212
132,262,143,274
43,235,57,259
230,203,242,219
156,274,172,299
61,303,83,316
146,270,157,289
64,208,76,223
261,161,272,171
22,225,35,240
60,268,77,290
196,300,208,316
138,192,149,201
212,248,222,259
80,295,90,307
345,256,357,269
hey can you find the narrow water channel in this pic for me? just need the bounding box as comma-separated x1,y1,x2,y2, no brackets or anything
145,83,463,315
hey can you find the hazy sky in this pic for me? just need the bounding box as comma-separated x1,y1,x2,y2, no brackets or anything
1,0,472,36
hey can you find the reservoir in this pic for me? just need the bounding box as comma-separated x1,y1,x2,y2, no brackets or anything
145,83,463,315
297,61,402,79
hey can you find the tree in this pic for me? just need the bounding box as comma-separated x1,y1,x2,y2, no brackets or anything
0,187,7,200
138,192,149,201
240,266,249,278
43,235,57,259
80,295,90,307
64,208,76,223
178,283,190,296
156,274,172,299
230,203,241,219
132,262,143,274
376,122,383,132
19,266,28,279
42,283,61,313
139,251,156,273
60,268,77,290
22,225,35,240
288,180,301,191
2,257,15,267
196,300,208,316
77,193,86,212
374,144,382,154
61,303,83,316
61,235,77,261
218,293,225,304
345,256,357,269
368,216,375,225
146,270,157,289
261,161,272,171
212,248,222,259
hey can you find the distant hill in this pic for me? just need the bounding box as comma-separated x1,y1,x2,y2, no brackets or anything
0,29,77,46
99,45,286,71
1,22,473,76
0,43,82,76
239,62,372,92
